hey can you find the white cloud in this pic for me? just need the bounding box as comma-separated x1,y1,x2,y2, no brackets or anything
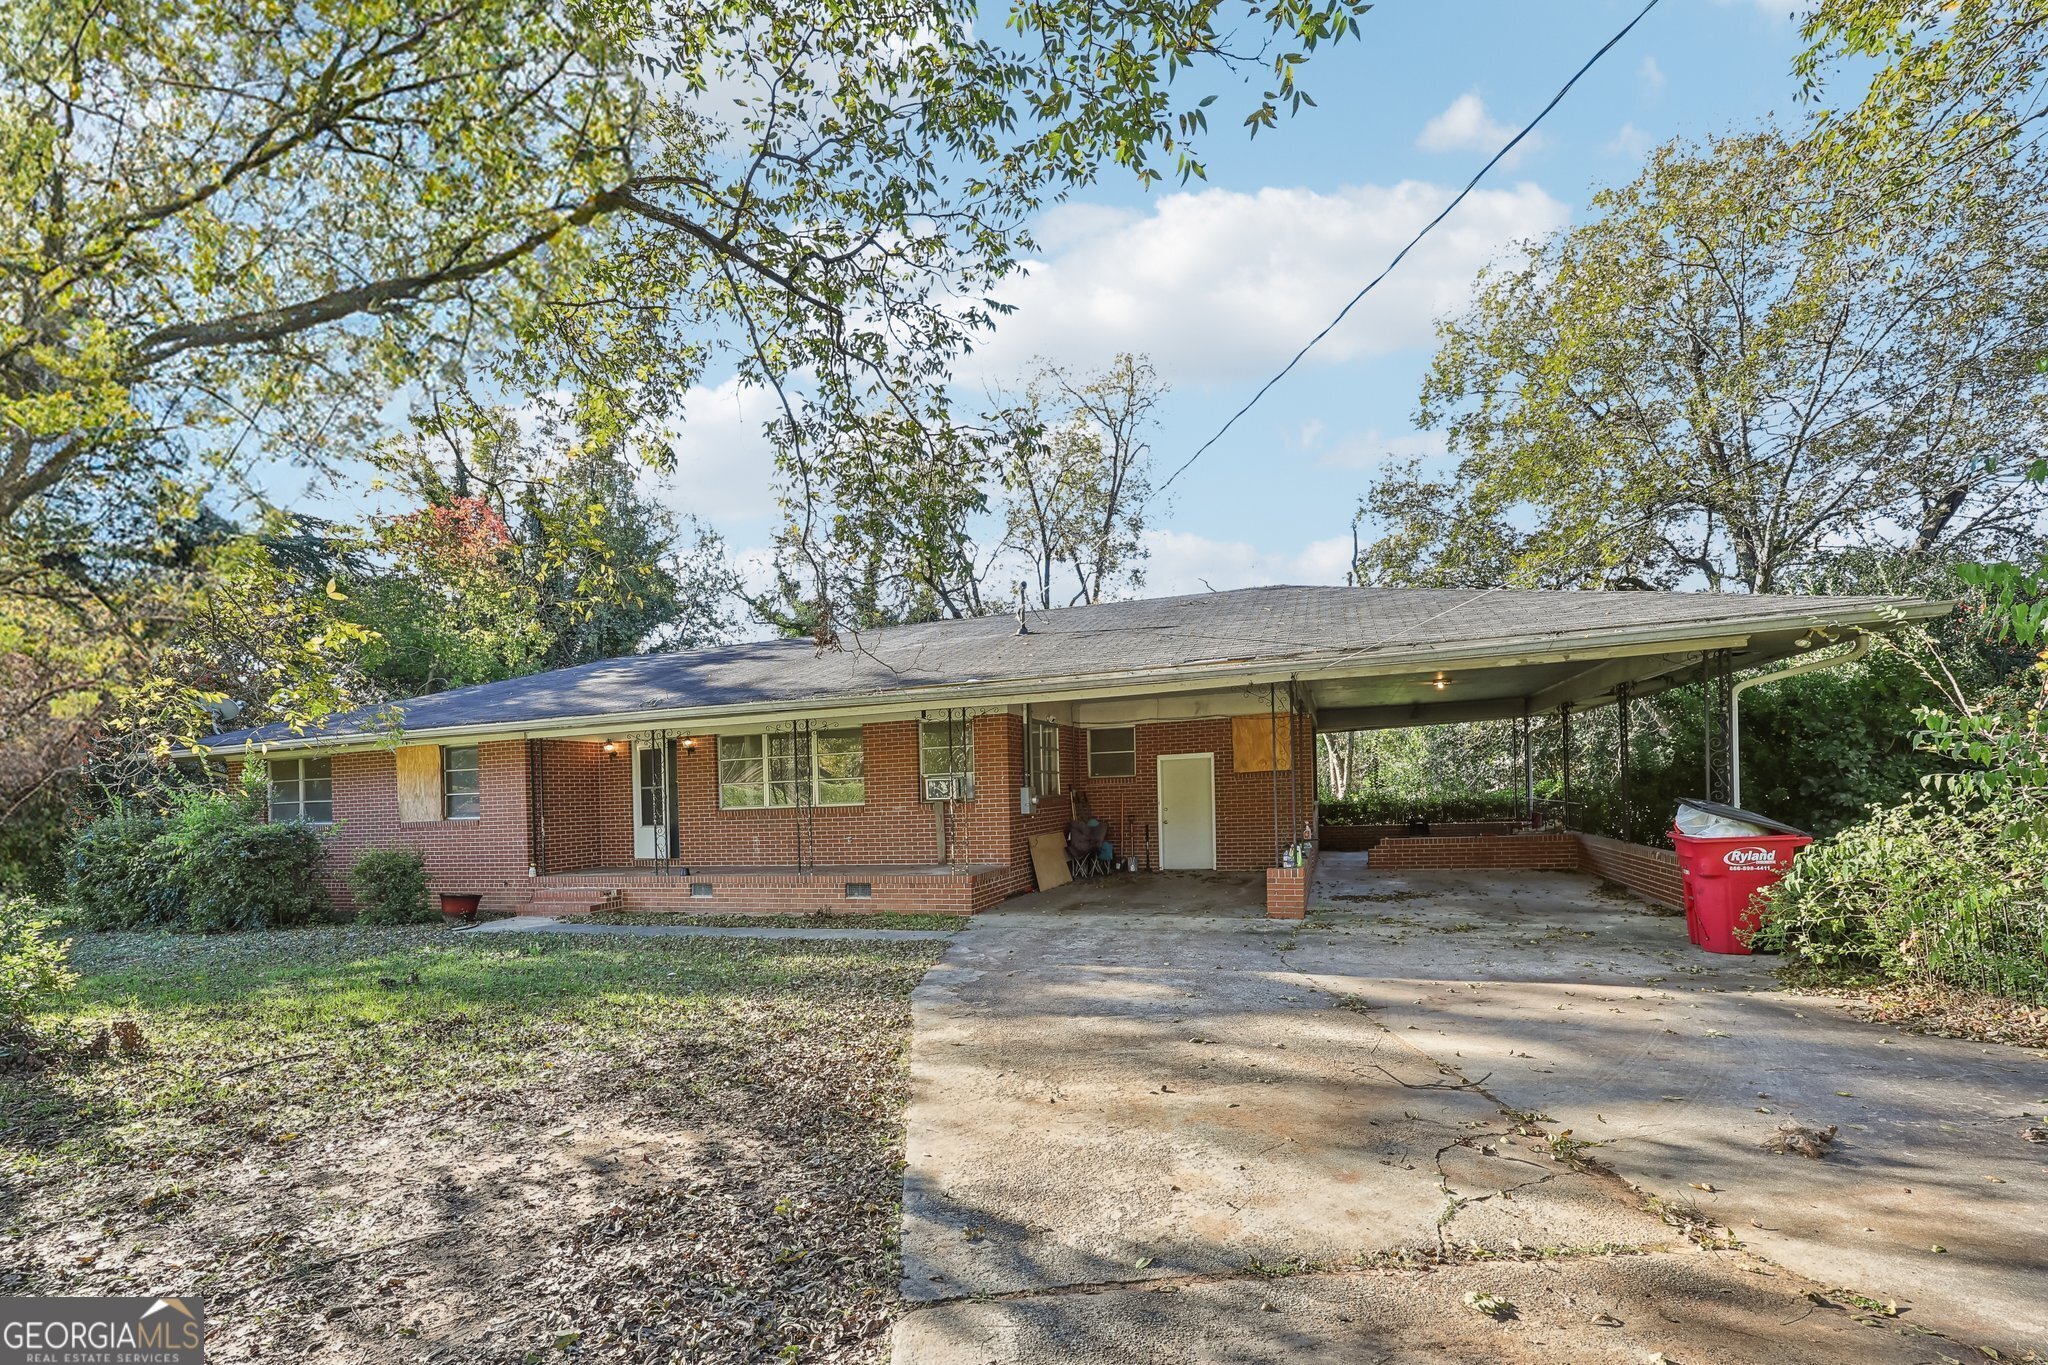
1637,55,1665,96
1138,528,1356,596
1415,92,1542,167
641,375,783,525
1306,426,1448,473
967,180,1569,383
1605,121,1654,160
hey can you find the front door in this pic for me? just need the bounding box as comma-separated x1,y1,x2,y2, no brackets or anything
632,741,673,860
1157,752,1216,870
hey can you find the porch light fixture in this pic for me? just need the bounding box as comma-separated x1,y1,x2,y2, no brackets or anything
1429,672,1451,691
601,740,620,758
681,736,697,752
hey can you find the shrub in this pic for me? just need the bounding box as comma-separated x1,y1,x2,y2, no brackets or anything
1754,796,2048,1001
66,814,182,930
349,848,432,924
0,894,76,1035
175,821,329,934
65,788,331,934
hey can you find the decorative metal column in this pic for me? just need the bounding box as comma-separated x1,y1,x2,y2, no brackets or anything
1614,682,1633,841
1700,651,1735,804
1559,704,1574,828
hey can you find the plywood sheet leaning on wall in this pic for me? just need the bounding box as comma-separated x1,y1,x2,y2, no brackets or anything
1231,714,1293,773
395,744,443,823
1029,830,1071,892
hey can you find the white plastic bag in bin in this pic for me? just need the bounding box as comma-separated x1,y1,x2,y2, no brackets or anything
1673,798,1808,839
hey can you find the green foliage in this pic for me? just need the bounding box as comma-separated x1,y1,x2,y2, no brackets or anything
66,815,183,931
1754,797,2048,1002
65,794,327,934
0,789,69,900
0,894,76,1032
174,823,328,935
1319,791,1521,826
349,849,433,926
1360,131,2048,593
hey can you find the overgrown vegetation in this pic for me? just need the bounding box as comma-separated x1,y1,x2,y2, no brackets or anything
0,894,74,1052
1758,548,2048,1005
347,848,433,925
64,788,326,934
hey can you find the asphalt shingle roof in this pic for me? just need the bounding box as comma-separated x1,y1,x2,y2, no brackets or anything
197,584,1939,750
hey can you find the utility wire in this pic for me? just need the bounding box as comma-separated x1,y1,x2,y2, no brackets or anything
1159,0,1664,493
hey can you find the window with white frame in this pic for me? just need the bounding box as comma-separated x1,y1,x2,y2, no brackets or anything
717,728,865,808
442,745,481,819
267,756,333,824
919,718,976,801
1026,719,1060,799
1087,726,1136,778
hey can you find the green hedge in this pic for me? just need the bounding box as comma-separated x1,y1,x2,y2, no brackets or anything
66,815,184,930
1754,796,2048,1002
65,794,328,934
348,848,433,924
1319,792,1522,826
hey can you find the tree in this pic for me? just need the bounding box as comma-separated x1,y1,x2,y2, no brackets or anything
749,354,1165,631
377,401,737,667
997,355,1164,610
1358,132,2048,593
2,0,1366,539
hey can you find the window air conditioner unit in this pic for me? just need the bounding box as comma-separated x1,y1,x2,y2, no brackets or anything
924,776,959,802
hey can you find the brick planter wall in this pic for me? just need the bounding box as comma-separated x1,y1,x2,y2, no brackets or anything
1364,832,1585,872
1576,832,1683,909
1320,821,1519,852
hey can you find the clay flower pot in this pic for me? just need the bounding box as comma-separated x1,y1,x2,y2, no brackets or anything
439,893,482,925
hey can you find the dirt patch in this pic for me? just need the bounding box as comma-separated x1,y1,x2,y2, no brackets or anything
3,928,942,1363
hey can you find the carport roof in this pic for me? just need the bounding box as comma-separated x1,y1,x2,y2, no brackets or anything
195,584,1948,752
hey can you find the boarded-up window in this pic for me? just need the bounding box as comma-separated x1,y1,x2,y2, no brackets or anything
1232,714,1294,773
395,744,443,823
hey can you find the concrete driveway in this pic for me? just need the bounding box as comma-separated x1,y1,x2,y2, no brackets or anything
892,860,2048,1363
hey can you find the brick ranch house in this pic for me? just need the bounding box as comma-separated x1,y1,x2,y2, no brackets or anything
194,585,1945,920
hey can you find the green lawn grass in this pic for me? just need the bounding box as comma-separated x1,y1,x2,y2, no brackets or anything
4,925,944,1362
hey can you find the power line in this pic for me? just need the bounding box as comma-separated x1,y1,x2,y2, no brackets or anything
1159,0,1664,493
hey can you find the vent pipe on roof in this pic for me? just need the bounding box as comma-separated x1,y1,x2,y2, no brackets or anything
1015,581,1031,635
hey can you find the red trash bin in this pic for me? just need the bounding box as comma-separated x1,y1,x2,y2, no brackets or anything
1670,801,1811,954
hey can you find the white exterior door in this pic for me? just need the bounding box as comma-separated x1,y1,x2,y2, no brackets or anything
1157,753,1216,870
632,741,672,860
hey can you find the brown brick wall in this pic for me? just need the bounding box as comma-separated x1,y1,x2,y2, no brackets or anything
294,706,1318,917
1366,833,1584,872
1576,832,1683,909
1074,713,1316,872
314,740,536,914
1321,821,1519,852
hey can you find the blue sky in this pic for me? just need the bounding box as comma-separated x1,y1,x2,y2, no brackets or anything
644,0,1822,607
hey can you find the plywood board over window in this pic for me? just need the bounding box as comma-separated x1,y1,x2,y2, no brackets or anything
1231,714,1294,773
395,744,444,823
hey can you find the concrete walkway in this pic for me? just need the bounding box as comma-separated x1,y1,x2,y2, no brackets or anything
463,915,956,942
892,865,2048,1363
